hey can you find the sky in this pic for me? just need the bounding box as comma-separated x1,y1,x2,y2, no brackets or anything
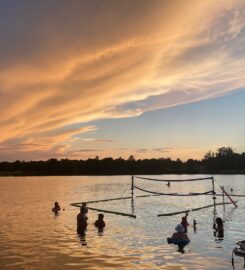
0,0,245,161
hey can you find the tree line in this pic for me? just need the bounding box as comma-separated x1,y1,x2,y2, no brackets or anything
0,147,245,176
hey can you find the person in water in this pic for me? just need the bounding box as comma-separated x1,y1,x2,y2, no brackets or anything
169,224,189,254
181,212,189,233
213,217,224,238
95,213,106,228
77,209,87,246
95,213,106,235
52,202,61,214
171,224,189,241
77,206,88,231
167,181,170,187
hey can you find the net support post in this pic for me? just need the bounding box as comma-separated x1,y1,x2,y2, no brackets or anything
131,176,135,214
222,186,225,211
131,176,134,197
220,185,238,208
211,177,217,214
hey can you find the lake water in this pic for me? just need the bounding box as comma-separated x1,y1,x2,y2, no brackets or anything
0,175,245,270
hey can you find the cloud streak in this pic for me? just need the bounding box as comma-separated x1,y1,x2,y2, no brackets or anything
0,0,245,160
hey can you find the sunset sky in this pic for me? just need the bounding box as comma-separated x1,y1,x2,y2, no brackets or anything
0,0,245,161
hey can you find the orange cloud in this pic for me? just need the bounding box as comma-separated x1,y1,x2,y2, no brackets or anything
0,1,245,160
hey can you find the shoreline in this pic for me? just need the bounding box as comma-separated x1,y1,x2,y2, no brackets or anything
1,171,245,176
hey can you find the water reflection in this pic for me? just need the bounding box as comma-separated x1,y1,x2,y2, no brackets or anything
1,175,245,270
77,226,87,246
53,212,60,218
177,244,187,254
97,226,104,236
193,219,197,233
131,195,135,215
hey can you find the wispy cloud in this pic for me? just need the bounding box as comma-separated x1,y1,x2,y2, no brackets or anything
82,138,114,143
0,0,245,160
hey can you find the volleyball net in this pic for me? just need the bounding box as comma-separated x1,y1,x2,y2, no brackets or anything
131,175,237,216
132,176,214,197
71,175,238,218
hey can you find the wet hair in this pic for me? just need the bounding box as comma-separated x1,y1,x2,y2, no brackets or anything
98,213,104,219
82,202,86,206
54,202,59,206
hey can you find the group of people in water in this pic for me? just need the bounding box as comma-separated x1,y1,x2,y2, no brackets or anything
169,212,224,253
76,202,106,244
76,202,106,230
53,201,224,250
52,201,106,245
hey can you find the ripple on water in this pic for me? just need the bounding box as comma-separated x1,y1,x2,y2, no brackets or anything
1,175,245,270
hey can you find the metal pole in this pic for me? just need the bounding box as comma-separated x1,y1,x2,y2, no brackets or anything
131,176,134,197
131,194,135,215
222,186,225,211
211,177,217,214
220,185,238,208
131,176,135,215
87,206,136,218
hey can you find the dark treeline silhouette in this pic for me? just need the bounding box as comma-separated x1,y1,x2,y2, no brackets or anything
0,147,245,176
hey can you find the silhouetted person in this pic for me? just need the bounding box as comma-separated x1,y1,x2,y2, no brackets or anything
213,217,224,239
167,181,170,187
81,202,88,215
230,188,234,194
52,201,61,214
95,213,105,228
181,212,189,233
171,224,189,241
77,207,88,231
171,224,189,253
95,214,106,236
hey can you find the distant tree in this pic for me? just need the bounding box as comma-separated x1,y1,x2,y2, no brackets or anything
203,151,215,160
128,155,135,162
216,147,234,158
185,159,200,173
1,146,245,176
172,158,183,172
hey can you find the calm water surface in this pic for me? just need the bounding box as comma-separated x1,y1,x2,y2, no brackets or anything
0,175,245,270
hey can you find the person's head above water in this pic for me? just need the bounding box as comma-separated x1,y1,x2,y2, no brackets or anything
52,201,61,214
98,213,104,220
175,224,185,233
80,203,88,214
